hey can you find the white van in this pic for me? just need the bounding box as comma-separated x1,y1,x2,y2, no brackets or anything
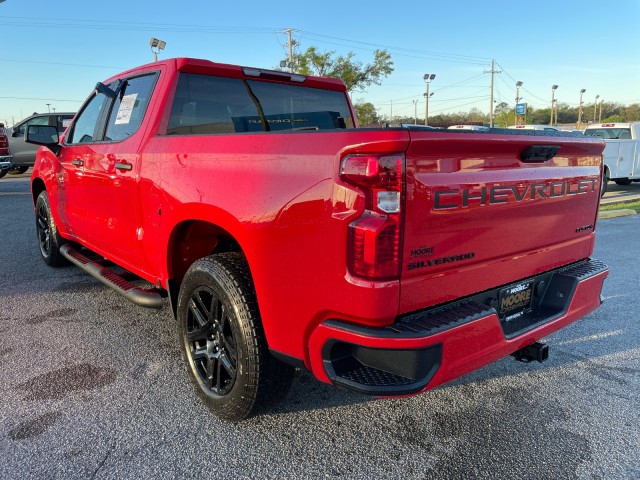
584,123,640,187
508,124,560,132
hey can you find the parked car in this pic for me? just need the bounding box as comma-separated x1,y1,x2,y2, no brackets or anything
5,112,75,174
0,123,11,178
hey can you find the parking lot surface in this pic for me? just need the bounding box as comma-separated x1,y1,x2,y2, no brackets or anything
1,174,639,479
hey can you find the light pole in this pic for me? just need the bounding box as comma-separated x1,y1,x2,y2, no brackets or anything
593,95,599,122
46,103,51,113
149,37,166,62
423,73,436,126
515,81,523,125
599,99,604,123
578,88,586,128
412,99,418,125
550,85,558,126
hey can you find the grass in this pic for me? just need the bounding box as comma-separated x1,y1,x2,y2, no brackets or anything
600,199,640,212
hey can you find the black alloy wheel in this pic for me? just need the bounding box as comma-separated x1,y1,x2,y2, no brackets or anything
185,286,238,396
35,191,67,267
36,200,52,258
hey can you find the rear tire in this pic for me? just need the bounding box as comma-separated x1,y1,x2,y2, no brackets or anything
614,179,632,186
35,191,67,267
10,166,29,175
177,253,295,421
0,169,7,179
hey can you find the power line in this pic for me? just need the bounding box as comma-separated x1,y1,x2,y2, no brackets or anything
0,58,123,70
0,96,84,102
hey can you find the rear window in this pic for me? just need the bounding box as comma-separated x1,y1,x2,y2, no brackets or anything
167,73,353,135
585,128,632,139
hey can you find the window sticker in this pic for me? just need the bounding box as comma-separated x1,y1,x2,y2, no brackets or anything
115,93,138,125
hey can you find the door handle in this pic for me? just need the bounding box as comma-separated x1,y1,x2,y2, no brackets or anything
115,161,132,171
72,159,84,166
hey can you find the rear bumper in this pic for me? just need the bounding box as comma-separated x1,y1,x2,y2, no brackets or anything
308,259,608,396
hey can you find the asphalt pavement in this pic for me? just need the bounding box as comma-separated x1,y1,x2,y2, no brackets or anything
1,173,639,479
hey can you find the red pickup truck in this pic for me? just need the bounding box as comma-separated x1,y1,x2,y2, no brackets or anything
27,58,609,421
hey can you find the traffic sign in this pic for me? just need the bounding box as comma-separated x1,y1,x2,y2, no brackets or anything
515,103,526,115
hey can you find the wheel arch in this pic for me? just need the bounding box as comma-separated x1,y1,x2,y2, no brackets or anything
31,177,46,206
165,211,251,319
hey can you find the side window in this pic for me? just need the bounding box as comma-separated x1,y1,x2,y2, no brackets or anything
104,73,157,142
17,116,49,136
66,93,109,144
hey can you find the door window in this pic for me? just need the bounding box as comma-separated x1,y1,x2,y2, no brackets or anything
104,74,157,142
66,93,109,144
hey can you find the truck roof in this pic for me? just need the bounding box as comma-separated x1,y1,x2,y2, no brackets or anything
103,57,348,92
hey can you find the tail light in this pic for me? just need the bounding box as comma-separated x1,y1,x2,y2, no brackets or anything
340,154,404,280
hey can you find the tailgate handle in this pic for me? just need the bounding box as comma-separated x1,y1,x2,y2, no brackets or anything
520,145,561,162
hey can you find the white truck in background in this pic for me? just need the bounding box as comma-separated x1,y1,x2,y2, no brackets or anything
584,123,640,191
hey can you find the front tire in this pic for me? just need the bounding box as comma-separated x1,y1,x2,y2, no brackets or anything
601,171,608,197
177,253,294,421
35,191,67,267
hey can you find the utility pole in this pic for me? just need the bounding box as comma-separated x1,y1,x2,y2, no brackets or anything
412,99,418,124
284,28,294,73
550,85,558,126
593,95,599,122
485,60,501,127
390,99,393,121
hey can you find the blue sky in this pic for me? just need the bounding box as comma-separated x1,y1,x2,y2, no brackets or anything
1,0,639,125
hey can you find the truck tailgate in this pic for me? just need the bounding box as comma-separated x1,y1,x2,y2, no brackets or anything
400,130,605,314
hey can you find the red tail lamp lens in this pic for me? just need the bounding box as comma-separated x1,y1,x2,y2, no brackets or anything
341,154,404,280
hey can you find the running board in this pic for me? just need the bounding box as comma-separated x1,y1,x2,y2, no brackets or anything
60,244,165,309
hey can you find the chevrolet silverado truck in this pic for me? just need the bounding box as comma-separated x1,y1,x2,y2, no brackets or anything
27,58,609,421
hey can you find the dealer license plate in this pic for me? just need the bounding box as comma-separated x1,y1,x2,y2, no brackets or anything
498,281,533,320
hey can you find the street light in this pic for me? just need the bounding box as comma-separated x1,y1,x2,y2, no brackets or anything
423,73,436,126
412,99,418,125
599,98,604,123
550,85,558,126
593,94,600,122
578,88,586,128
149,37,166,62
515,81,523,125
46,103,51,113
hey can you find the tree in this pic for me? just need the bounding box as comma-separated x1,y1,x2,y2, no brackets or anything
294,47,394,93
494,102,514,127
354,102,380,126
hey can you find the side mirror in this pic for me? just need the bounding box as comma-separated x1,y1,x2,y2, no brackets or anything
26,125,61,155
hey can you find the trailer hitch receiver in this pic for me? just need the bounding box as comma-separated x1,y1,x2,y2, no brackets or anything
511,342,549,363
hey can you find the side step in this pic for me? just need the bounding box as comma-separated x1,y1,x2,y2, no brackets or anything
60,244,165,309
